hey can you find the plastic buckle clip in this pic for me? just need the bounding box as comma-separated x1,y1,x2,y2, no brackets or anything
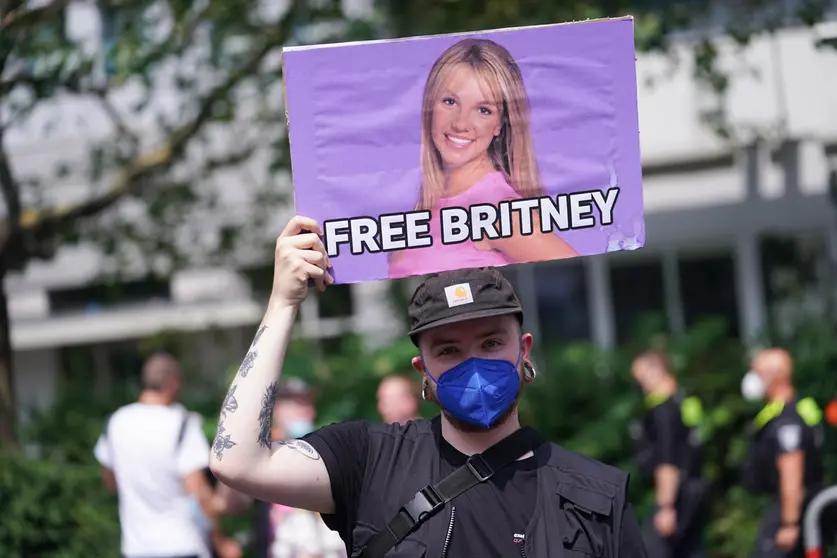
466,454,493,482
401,486,443,526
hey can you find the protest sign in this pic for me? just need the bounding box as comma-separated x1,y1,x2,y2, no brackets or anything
282,17,644,284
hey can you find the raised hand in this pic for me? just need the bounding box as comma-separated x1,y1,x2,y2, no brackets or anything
271,215,334,308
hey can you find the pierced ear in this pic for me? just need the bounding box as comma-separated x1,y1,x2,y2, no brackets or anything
523,361,537,382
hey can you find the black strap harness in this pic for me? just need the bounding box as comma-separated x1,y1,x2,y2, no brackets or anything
359,426,544,557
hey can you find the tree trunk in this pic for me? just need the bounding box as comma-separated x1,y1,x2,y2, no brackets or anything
0,272,18,451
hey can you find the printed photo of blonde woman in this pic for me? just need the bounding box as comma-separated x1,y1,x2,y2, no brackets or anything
387,38,578,279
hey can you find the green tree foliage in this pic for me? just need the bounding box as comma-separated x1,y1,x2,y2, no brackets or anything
0,0,378,447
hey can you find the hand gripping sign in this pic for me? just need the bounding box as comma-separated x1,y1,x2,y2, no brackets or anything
282,17,645,283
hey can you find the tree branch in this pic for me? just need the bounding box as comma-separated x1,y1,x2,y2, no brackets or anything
204,144,258,174
0,136,20,223
92,87,139,149
0,0,71,32
17,6,301,240
0,130,23,267
0,73,77,97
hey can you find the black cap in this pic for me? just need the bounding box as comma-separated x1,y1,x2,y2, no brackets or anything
407,267,523,346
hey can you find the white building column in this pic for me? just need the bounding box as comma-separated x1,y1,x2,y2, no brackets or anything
734,233,767,345
350,281,403,349
299,296,321,338
585,255,615,349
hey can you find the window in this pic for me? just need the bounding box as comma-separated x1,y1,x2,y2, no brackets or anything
760,232,831,328
105,340,146,386
59,345,97,386
59,340,143,401
529,261,591,342
610,258,667,344
48,276,171,315
316,284,354,319
243,264,272,301
678,252,740,338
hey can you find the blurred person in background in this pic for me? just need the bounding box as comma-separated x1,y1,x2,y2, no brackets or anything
740,348,825,558
215,378,346,558
376,373,421,424
95,352,241,558
209,216,647,558
630,350,710,558
258,378,346,558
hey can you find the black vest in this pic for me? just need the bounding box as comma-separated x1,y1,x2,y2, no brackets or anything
741,398,824,495
350,418,632,557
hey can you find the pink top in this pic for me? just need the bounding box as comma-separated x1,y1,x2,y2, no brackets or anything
388,171,518,279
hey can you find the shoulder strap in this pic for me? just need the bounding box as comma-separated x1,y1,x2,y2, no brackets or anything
359,426,544,558
175,410,190,452
102,413,113,439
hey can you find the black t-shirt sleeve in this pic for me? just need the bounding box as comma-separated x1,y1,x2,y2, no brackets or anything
618,502,648,557
302,420,370,544
651,402,680,468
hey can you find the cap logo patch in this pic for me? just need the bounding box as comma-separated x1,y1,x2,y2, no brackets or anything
445,283,474,308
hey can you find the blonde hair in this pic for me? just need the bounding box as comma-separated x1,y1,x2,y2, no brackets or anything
417,38,543,211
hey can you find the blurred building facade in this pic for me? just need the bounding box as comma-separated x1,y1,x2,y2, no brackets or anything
5,5,837,419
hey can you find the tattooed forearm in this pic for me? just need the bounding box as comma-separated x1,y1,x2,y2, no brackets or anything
257,382,278,448
211,325,272,462
251,324,268,348
212,383,240,460
239,350,257,378
275,439,321,460
212,424,237,461
238,325,267,378
222,385,239,416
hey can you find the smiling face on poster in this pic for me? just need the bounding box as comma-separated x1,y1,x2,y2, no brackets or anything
282,17,645,284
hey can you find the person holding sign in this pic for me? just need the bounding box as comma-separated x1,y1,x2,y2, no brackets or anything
209,216,648,558
386,38,582,279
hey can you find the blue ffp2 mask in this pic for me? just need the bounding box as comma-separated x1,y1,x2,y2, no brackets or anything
427,350,522,429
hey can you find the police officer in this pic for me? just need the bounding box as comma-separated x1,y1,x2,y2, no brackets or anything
741,348,824,557
630,350,709,558
209,216,649,558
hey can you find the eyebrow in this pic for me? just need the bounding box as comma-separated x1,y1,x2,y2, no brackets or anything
429,328,508,348
441,89,498,107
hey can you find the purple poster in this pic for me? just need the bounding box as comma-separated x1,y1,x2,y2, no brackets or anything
282,17,644,284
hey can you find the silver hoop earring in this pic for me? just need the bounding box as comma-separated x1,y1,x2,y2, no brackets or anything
421,381,428,401
523,362,537,381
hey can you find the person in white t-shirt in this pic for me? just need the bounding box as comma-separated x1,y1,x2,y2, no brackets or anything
94,352,239,558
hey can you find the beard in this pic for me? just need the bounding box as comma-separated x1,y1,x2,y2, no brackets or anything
425,374,524,433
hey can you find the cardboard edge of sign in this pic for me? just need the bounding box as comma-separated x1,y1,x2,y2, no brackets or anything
281,15,635,53
279,49,300,212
